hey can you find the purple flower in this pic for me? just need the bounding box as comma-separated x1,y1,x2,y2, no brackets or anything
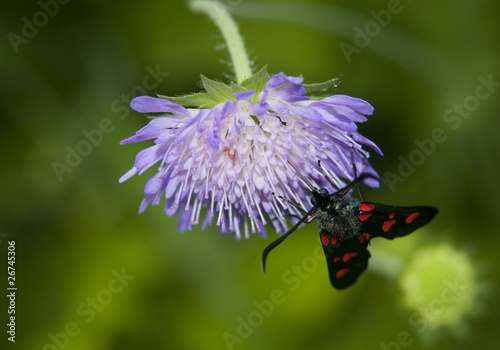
120,72,382,239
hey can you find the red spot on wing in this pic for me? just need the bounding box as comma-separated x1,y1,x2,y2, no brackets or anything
336,268,349,279
382,220,396,232
331,236,339,245
358,213,372,221
343,252,358,262
321,234,329,246
333,257,340,263
358,232,371,244
388,213,395,219
406,212,420,224
359,203,375,212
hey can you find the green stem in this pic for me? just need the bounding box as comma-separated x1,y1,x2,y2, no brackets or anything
189,0,252,83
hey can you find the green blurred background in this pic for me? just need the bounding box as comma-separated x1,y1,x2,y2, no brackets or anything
1,0,499,349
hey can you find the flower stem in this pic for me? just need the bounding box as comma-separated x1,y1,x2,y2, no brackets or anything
189,0,252,83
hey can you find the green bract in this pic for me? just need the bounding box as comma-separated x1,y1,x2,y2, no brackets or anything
156,66,343,108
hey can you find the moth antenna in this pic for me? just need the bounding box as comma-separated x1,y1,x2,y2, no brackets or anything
261,206,317,273
338,172,379,197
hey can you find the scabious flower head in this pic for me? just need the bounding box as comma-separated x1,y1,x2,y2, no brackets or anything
120,68,382,238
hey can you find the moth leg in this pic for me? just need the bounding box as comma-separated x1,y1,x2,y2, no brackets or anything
273,192,308,215
288,211,317,223
350,146,366,201
306,212,317,223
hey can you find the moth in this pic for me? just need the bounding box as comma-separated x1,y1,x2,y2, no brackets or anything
262,161,438,289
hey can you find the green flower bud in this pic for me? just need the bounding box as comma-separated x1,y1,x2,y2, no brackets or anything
399,243,477,331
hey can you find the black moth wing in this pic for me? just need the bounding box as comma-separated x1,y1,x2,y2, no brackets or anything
320,230,371,289
357,202,438,240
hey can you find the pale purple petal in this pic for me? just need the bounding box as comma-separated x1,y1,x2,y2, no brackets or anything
131,96,190,116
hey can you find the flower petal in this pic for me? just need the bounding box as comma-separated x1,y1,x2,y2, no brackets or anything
131,96,190,116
